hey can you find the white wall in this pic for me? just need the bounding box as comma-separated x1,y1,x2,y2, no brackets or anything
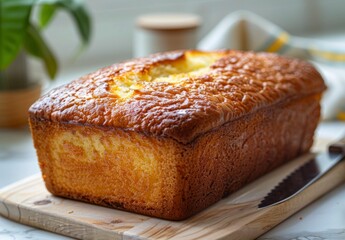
37,0,345,83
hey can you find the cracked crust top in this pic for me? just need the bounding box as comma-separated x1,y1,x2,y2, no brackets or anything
29,50,326,144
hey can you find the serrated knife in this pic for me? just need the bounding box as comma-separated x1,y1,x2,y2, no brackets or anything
258,136,345,208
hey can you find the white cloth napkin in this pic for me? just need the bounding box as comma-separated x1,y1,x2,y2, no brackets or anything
198,11,345,120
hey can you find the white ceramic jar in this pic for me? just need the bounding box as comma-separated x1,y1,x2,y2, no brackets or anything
134,13,201,57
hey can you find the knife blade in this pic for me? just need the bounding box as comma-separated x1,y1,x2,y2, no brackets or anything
258,136,345,208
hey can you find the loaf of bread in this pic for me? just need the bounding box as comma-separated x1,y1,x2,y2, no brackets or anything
29,50,326,220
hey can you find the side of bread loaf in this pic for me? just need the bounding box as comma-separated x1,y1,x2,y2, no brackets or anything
29,50,326,220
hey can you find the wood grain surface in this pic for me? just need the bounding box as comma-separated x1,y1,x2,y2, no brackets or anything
1,139,344,240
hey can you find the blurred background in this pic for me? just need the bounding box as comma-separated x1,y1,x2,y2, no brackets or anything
40,0,345,86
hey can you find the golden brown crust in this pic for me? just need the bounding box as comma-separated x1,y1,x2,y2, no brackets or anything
29,50,326,144
29,50,326,220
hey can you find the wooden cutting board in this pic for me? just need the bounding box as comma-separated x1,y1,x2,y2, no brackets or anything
1,139,345,240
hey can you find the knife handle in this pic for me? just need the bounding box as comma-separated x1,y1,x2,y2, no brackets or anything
329,136,345,155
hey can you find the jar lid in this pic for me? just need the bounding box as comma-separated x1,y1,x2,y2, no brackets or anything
136,13,201,30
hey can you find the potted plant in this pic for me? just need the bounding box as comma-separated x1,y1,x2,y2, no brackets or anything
0,0,91,127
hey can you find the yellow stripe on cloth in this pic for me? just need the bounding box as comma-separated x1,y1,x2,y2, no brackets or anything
337,112,345,121
265,32,289,53
309,49,345,62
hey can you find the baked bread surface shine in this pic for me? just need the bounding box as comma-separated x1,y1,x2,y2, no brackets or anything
29,50,325,144
29,50,326,220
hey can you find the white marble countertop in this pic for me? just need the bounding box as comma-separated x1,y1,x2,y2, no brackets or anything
1,121,345,240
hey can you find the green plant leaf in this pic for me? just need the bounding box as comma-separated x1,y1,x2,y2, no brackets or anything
24,23,58,79
38,4,57,28
0,0,34,70
36,0,91,45
58,0,91,45
65,1,91,45
1,0,91,81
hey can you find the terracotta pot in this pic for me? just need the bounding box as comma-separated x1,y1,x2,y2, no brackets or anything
0,84,41,128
